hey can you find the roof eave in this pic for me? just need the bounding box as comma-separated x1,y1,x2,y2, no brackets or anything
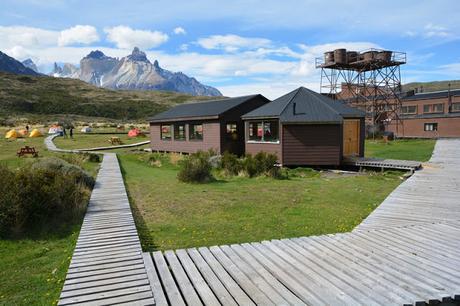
149,115,220,123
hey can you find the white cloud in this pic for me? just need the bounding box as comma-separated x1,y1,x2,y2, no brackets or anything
0,26,58,49
58,25,99,46
173,27,186,35
424,23,451,38
104,26,168,49
219,81,320,99
197,34,272,52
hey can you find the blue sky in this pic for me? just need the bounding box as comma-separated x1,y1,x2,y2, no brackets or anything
1,0,459,98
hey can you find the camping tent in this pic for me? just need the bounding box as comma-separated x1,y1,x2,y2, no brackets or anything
48,125,62,134
128,128,143,137
29,129,43,137
5,129,17,139
18,129,28,137
81,126,92,133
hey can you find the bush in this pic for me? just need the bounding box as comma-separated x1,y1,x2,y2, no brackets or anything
0,161,93,237
242,152,279,178
220,152,242,176
31,157,95,188
59,152,100,167
177,151,214,183
147,152,164,167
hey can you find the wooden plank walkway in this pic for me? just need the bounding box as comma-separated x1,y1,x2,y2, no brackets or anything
45,135,155,305
343,156,422,171
144,139,460,306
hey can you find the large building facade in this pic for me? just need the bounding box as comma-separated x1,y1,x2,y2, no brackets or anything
386,89,460,138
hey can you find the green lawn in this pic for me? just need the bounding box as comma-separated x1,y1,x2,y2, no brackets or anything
54,133,148,150
365,139,436,162
119,153,403,251
0,130,99,305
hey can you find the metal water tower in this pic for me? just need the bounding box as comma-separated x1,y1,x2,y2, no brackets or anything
316,48,406,134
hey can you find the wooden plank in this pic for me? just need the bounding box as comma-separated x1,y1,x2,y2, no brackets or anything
198,247,255,305
142,253,168,306
175,249,220,306
164,250,203,306
152,251,186,306
187,248,238,306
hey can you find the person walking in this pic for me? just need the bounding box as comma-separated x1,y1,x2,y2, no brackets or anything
63,127,67,138
25,125,29,133
69,127,74,139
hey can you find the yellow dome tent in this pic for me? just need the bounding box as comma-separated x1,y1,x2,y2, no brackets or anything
5,129,18,139
29,129,43,137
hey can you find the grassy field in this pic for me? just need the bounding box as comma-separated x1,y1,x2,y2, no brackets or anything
0,130,99,305
365,139,436,162
119,153,404,251
54,133,149,150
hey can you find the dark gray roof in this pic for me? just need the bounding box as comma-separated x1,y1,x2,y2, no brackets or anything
402,89,460,101
149,94,266,122
242,87,364,123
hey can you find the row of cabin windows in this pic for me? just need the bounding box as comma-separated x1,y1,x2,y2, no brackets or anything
160,123,238,141
161,123,203,141
248,120,279,142
401,102,460,115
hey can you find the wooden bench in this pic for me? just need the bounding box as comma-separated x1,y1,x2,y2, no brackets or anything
17,146,39,157
108,137,123,145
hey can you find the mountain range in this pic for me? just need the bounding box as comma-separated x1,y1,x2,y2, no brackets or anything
51,47,222,96
0,51,40,76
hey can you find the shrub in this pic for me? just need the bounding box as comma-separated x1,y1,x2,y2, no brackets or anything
242,152,279,177
220,152,242,176
31,157,95,188
147,152,164,167
0,161,92,237
177,151,214,183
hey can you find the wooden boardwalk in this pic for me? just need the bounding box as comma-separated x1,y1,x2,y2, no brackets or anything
45,136,155,305
144,139,460,306
343,156,422,171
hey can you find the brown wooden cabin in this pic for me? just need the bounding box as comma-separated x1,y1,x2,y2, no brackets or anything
241,87,365,166
149,95,270,155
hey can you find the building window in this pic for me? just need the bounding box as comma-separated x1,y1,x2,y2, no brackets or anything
423,103,444,113
174,124,186,140
226,122,238,140
401,105,417,114
424,123,438,131
189,123,203,141
248,120,279,142
452,103,460,112
161,125,171,140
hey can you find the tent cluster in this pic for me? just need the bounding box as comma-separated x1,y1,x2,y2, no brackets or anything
5,128,43,139
128,128,145,137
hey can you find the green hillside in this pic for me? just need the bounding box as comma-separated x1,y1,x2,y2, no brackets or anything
403,80,460,92
0,72,212,123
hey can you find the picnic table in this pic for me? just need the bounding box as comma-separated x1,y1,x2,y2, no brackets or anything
108,137,123,145
17,146,39,157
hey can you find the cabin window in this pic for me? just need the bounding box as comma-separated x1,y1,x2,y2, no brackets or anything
423,105,430,113
226,122,238,140
424,123,438,131
248,120,279,142
161,125,171,140
401,105,417,114
452,103,460,112
189,123,203,141
174,124,186,140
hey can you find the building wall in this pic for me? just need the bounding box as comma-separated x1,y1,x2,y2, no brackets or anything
387,94,460,138
282,124,342,166
387,116,460,138
150,120,221,153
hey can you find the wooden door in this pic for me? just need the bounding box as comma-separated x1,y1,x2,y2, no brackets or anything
343,119,360,156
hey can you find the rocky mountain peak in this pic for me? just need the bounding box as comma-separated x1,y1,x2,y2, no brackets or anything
153,60,160,69
22,58,38,72
127,47,148,62
84,50,107,60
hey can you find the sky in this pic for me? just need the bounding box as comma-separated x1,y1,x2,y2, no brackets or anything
1,0,460,98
